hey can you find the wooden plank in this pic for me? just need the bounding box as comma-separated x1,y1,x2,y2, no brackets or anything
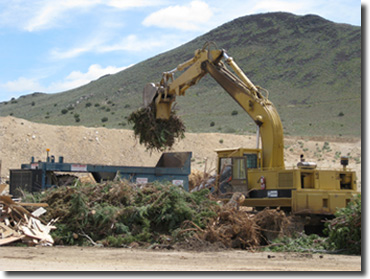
21,225,54,244
0,195,14,205
31,207,47,217
18,202,49,207
0,235,24,246
0,196,46,214
0,184,7,194
0,223,15,238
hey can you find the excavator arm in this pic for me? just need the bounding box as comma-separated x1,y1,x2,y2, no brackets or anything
143,42,285,169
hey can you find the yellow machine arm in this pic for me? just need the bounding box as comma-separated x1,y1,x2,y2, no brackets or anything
143,42,285,169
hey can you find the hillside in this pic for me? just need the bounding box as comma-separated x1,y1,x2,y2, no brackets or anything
0,12,361,137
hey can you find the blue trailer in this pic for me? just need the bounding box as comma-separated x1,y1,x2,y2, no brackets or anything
9,152,192,196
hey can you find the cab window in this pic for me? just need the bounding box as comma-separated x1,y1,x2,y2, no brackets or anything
244,154,258,169
232,158,247,179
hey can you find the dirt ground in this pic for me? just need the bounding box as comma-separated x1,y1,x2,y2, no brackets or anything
0,246,361,271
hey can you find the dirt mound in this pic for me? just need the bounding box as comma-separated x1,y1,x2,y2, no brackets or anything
0,116,362,188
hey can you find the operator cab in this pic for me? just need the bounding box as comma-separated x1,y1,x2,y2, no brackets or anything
216,148,262,194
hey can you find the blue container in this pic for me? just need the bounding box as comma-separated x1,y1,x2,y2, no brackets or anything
16,152,192,192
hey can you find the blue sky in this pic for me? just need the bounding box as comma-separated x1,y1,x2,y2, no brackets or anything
0,0,362,102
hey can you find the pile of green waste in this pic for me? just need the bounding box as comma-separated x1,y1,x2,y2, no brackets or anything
31,181,218,247
23,181,293,250
128,103,185,152
23,181,361,253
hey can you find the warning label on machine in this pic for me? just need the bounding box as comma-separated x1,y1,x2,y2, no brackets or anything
71,164,87,172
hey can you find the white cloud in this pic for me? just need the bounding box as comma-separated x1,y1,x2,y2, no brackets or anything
0,77,44,93
98,34,167,52
107,0,161,9
0,0,361,33
24,0,102,32
50,34,106,60
142,0,213,31
50,33,180,60
51,47,92,60
47,64,132,92
0,0,162,32
63,64,129,86
0,64,131,95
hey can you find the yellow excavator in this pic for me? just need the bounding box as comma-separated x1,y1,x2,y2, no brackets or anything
143,42,357,216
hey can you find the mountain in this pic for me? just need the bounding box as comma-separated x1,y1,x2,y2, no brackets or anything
0,12,361,137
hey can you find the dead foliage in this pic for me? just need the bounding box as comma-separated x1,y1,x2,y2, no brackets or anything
197,207,261,249
254,208,291,244
188,169,214,192
127,103,186,152
182,204,292,250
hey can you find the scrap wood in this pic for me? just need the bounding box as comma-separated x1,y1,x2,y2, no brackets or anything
0,194,56,246
0,184,7,194
0,235,25,246
31,207,47,217
0,223,16,238
18,202,49,207
21,223,54,245
0,195,15,205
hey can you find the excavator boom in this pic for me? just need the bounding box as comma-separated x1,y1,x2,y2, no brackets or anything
144,42,284,169
202,60,285,169
142,42,357,217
